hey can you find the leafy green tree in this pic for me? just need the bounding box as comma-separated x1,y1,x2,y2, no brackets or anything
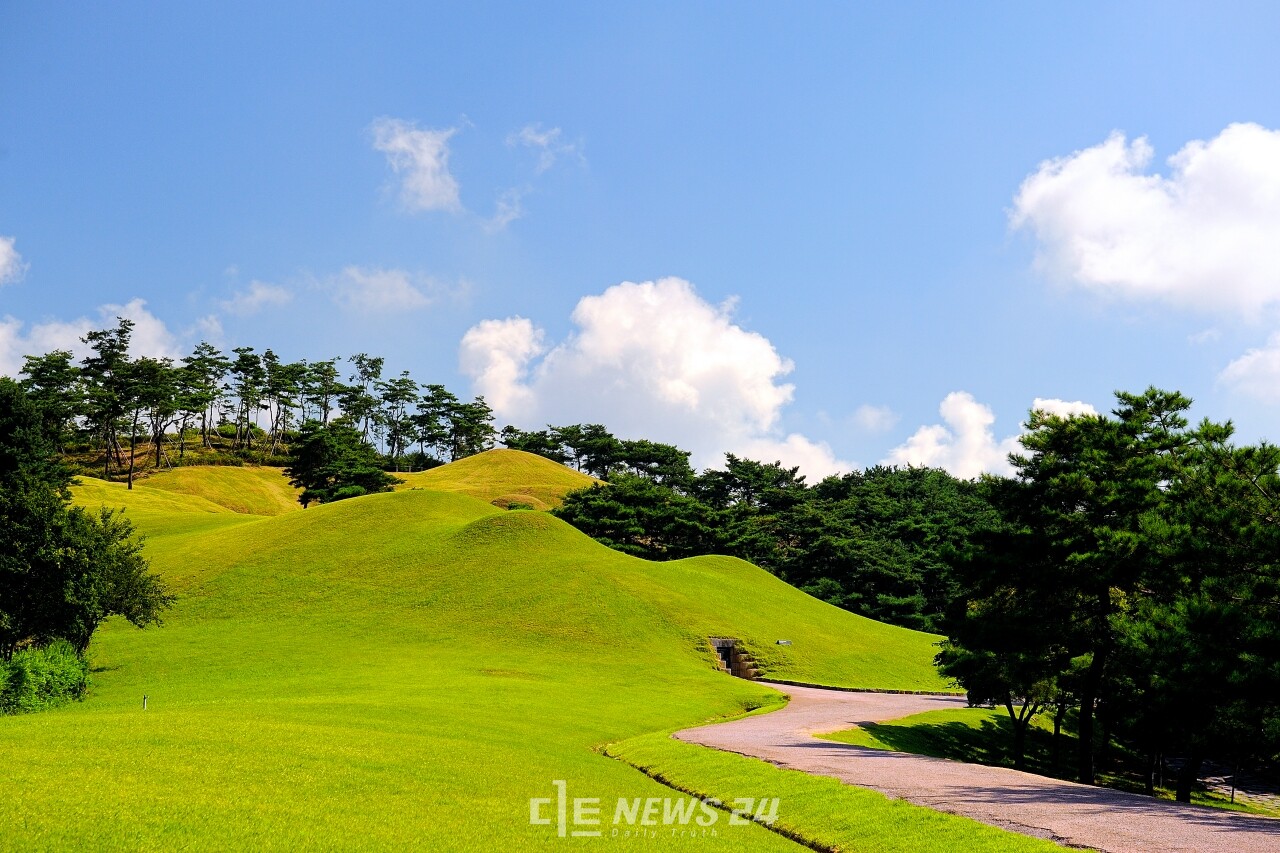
941,390,1192,785
446,397,496,460
80,318,135,480
301,358,343,426
138,357,179,471
122,356,175,488
0,379,171,659
499,426,570,464
181,342,229,449
938,475,1072,770
229,347,266,450
553,474,724,559
19,350,83,452
341,353,384,441
413,384,458,461
789,466,997,631
376,371,419,470
573,424,622,479
285,420,401,507
618,439,695,489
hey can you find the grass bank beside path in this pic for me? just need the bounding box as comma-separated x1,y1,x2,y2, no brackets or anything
607,728,1064,853
820,706,1280,818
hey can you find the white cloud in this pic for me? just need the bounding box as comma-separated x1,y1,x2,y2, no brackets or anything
370,117,461,213
190,314,224,343
458,277,852,479
1030,397,1099,418
508,123,582,174
459,317,545,415
736,434,850,480
220,280,293,316
331,266,435,313
0,298,180,377
1220,333,1280,401
1012,123,1280,314
885,392,1020,479
885,393,1101,479
0,235,27,285
851,403,898,433
486,187,527,232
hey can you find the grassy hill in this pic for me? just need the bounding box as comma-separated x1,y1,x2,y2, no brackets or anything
395,447,596,509
140,465,302,516
1,456,1054,851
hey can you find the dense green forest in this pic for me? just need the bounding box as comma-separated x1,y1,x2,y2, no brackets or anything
6,318,1280,802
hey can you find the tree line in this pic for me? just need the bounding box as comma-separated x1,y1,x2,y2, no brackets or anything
18,318,499,488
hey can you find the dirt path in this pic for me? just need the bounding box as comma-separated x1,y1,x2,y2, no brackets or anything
676,684,1280,852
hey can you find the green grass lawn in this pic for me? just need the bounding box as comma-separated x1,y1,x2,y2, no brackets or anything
395,447,597,509
820,706,1280,818
139,464,303,515
1,455,1060,850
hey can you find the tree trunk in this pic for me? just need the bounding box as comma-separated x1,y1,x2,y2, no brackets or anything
1176,754,1203,803
1077,651,1106,785
1052,703,1065,776
1145,750,1157,796
127,412,140,490
1004,700,1038,772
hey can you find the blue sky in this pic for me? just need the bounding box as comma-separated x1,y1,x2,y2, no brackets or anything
5,2,1280,477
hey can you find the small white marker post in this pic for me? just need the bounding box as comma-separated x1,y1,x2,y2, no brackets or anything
142,695,148,711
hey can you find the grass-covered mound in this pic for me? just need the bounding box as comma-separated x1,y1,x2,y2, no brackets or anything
139,465,302,516
395,447,596,509
0,460,1053,850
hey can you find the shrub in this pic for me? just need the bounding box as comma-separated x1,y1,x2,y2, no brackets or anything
0,640,89,714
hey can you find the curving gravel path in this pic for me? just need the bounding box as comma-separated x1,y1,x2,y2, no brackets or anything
675,684,1280,852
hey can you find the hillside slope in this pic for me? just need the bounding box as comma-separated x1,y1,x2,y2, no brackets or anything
140,465,302,515
395,447,596,509
1,464,956,850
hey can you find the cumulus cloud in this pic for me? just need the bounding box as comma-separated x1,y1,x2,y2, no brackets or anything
1012,123,1280,314
220,280,293,316
0,298,180,377
851,403,898,433
458,277,851,478
885,394,1100,479
1219,334,1280,401
0,236,27,285
507,123,582,174
370,117,461,213
885,392,1020,479
459,317,546,414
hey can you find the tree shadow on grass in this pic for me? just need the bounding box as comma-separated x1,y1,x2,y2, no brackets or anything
862,715,1074,780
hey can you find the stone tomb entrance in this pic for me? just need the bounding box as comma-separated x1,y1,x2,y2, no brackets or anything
709,637,759,680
